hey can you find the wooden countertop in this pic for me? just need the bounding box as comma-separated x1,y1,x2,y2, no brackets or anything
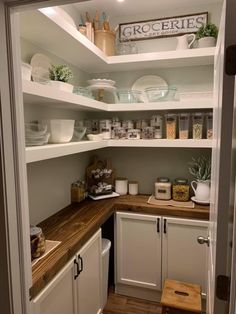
31,195,209,299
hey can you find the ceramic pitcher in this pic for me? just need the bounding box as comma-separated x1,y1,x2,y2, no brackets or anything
176,34,196,50
191,180,210,201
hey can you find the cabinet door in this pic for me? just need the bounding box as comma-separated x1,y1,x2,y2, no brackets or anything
32,258,76,314
162,217,208,294
116,212,162,290
75,229,102,314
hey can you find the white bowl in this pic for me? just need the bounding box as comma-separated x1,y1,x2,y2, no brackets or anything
87,133,104,141
21,62,32,81
46,119,75,143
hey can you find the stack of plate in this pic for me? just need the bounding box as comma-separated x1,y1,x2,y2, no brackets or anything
25,122,50,146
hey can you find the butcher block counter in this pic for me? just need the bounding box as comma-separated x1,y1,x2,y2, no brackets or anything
31,195,209,299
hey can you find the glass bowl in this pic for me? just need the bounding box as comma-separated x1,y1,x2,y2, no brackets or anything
117,90,143,103
145,86,177,102
25,122,50,146
72,126,87,141
73,86,94,99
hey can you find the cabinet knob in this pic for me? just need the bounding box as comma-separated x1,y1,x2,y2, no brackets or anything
197,236,210,247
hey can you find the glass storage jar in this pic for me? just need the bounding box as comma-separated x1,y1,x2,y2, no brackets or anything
192,113,204,139
150,115,163,139
178,113,190,139
172,178,190,202
165,114,177,139
155,177,172,200
206,112,213,139
30,226,46,260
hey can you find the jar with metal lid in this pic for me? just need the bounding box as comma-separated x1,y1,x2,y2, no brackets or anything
30,226,46,260
172,178,190,202
99,119,112,139
155,177,171,200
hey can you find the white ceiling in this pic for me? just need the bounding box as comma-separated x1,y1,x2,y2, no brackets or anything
72,0,222,18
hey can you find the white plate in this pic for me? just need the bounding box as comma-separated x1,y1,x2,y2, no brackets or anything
191,196,210,205
132,75,168,102
30,53,51,82
89,192,120,200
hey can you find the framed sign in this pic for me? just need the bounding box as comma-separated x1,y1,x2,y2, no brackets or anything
119,12,208,42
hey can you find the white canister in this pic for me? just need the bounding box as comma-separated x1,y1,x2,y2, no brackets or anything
99,119,112,139
21,62,32,81
115,178,128,195
128,181,139,195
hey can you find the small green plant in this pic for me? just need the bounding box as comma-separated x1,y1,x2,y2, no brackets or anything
196,23,218,39
49,65,73,83
188,156,211,181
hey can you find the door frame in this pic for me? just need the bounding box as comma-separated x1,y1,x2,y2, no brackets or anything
0,1,86,313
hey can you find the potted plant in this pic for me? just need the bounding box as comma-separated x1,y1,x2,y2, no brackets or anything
49,64,73,93
196,23,218,48
188,156,211,202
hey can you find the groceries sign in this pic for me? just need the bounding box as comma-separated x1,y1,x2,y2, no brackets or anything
119,12,208,42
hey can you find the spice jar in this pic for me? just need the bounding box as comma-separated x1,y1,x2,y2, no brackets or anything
165,114,177,139
192,113,204,139
142,126,155,139
155,177,172,200
206,112,213,139
127,129,141,140
172,178,190,202
30,226,46,260
178,113,190,139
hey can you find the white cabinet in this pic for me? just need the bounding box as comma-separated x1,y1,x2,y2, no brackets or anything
116,212,162,290
162,217,208,294
32,229,102,314
115,212,208,298
75,229,102,314
32,259,76,314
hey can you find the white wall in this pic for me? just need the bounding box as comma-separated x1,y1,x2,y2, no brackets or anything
27,152,92,225
20,38,90,86
95,147,212,195
111,3,222,53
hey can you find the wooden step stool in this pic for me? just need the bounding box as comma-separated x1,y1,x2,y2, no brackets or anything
161,279,202,314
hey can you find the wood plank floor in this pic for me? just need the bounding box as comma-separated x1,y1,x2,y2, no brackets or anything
103,289,162,314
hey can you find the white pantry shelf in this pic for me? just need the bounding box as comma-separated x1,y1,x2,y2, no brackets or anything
20,9,215,73
107,99,213,111
23,81,107,111
25,141,107,163
26,139,212,163
23,81,213,111
107,139,213,148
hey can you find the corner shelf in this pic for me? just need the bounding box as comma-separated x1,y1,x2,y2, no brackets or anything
23,81,213,111
26,139,212,163
107,139,212,148
23,81,107,111
20,9,215,73
26,141,107,163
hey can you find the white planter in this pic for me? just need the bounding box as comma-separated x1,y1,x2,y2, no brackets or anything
49,80,73,93
198,37,216,48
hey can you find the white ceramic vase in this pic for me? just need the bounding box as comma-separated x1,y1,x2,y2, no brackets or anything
198,37,216,48
50,80,73,93
191,180,210,201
